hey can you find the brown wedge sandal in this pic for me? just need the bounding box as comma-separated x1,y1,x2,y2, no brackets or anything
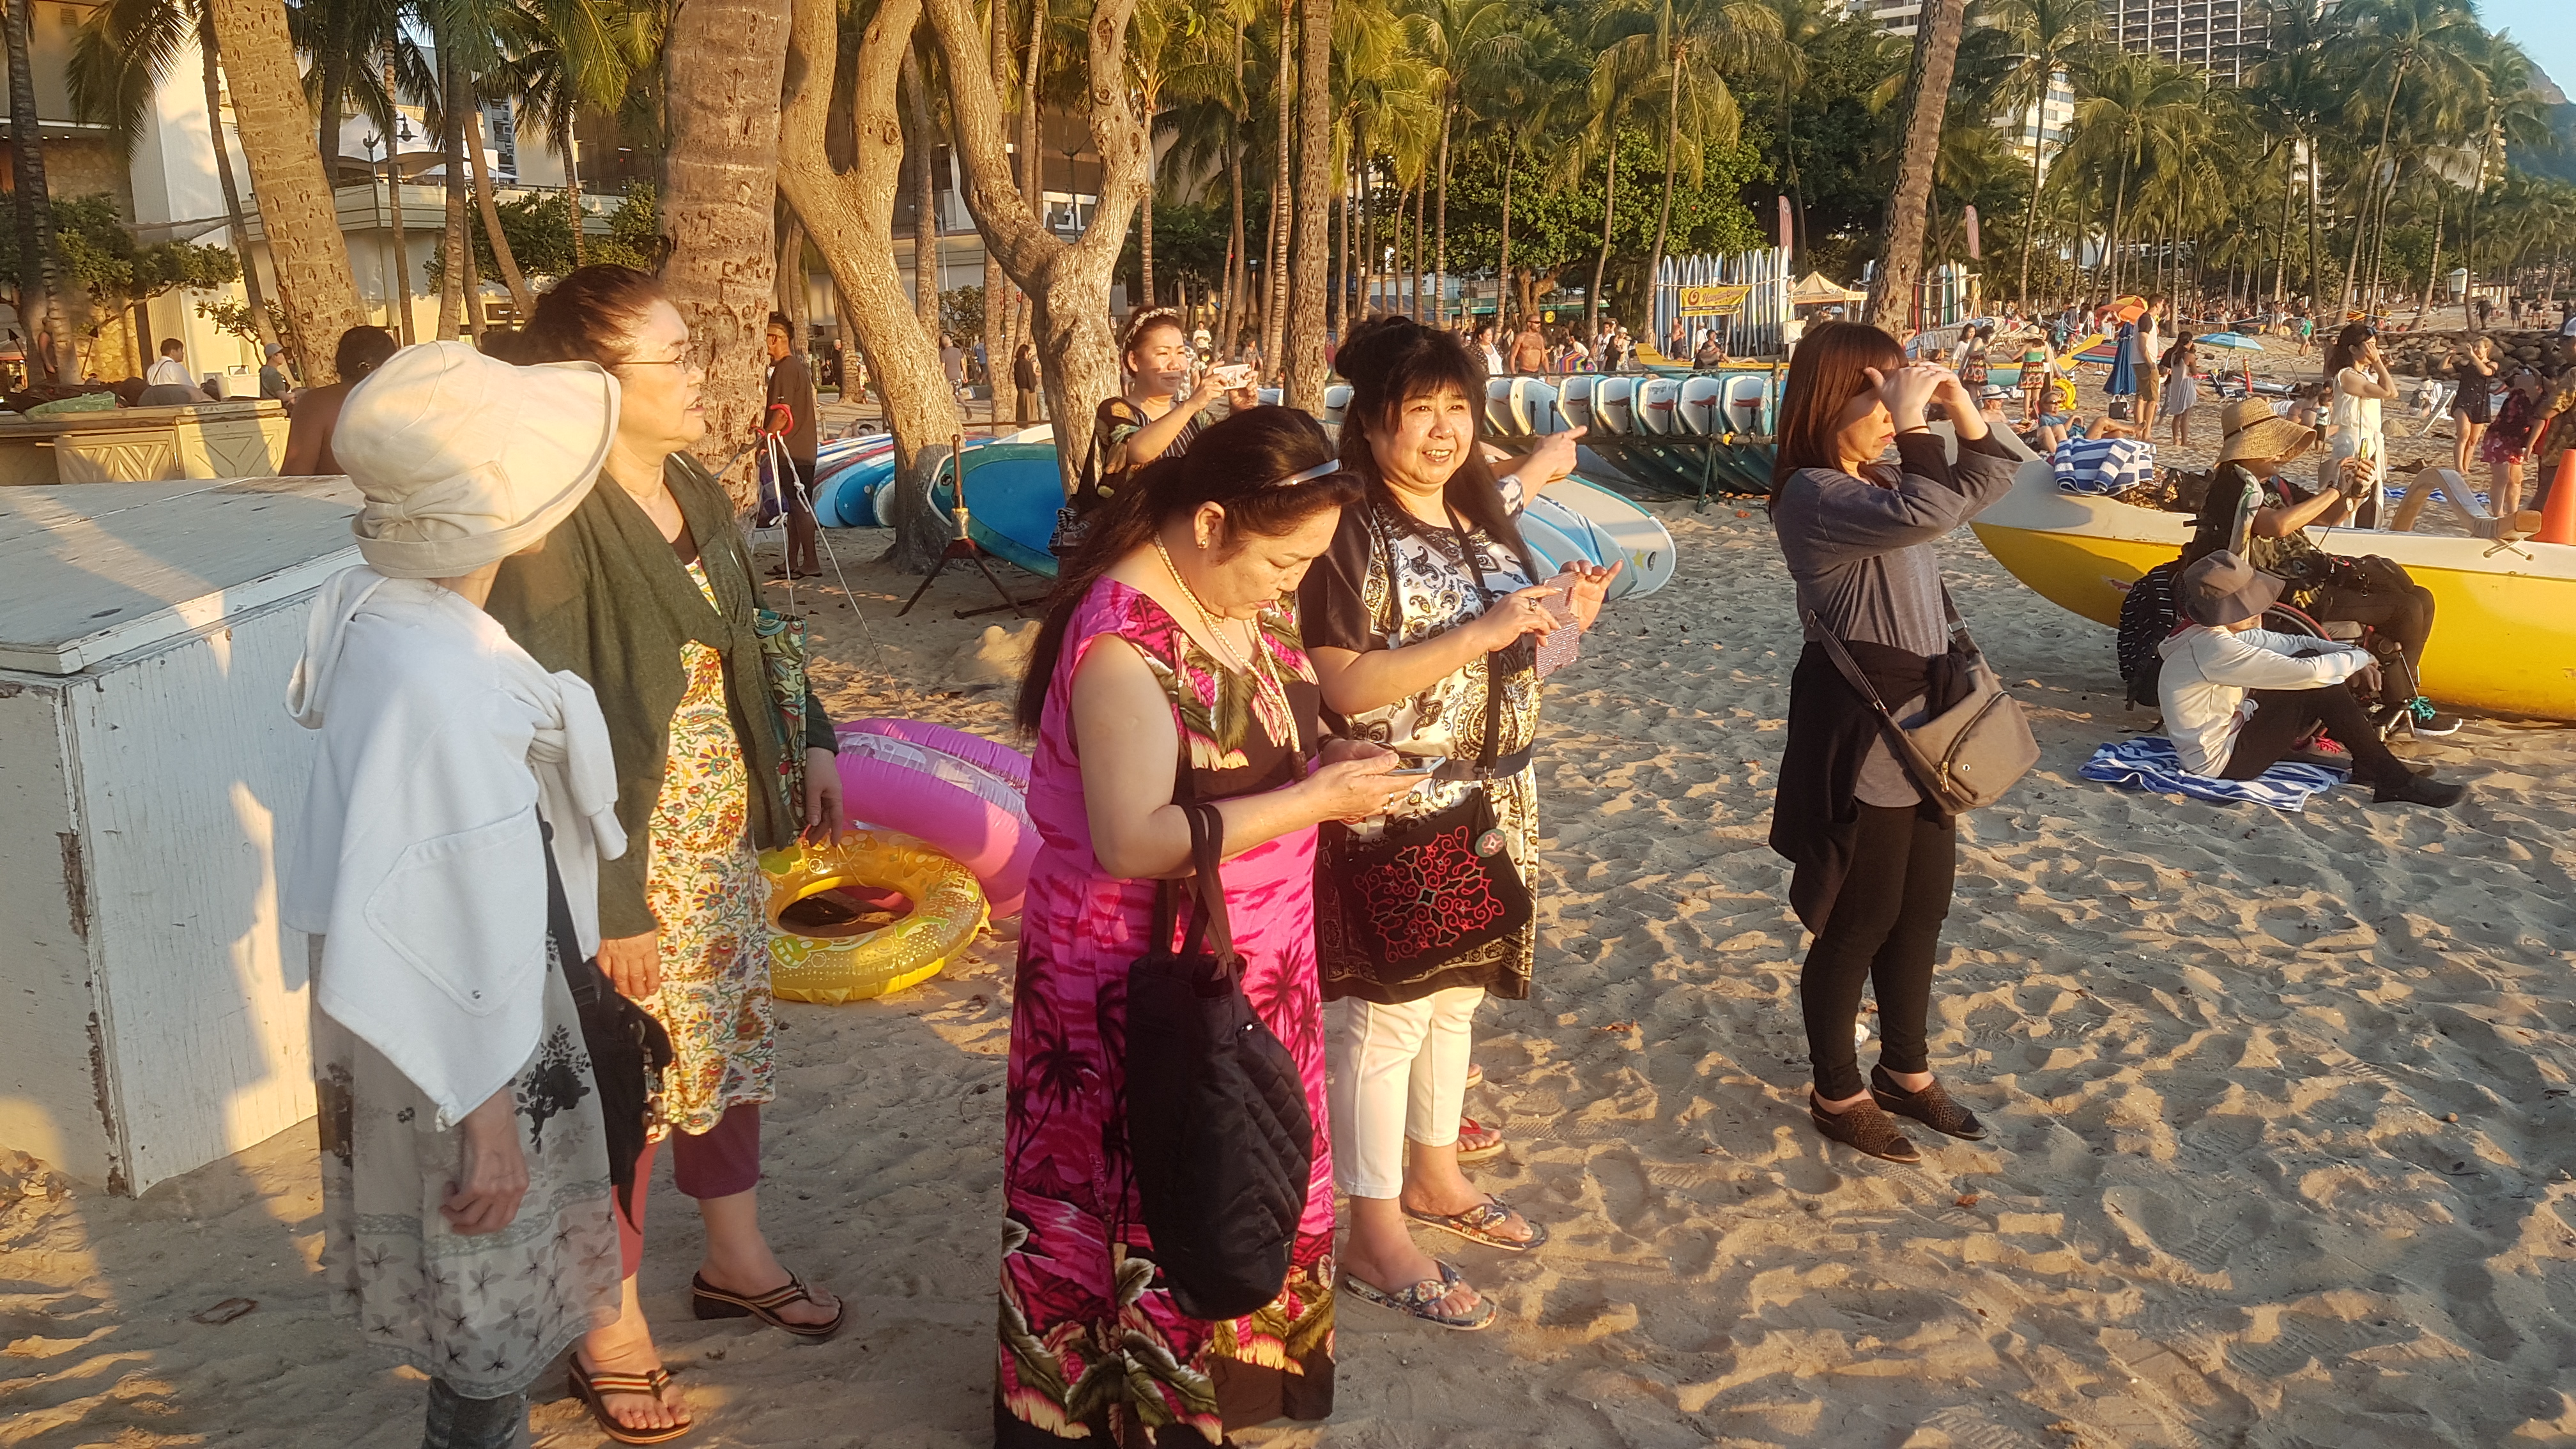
567,1356,693,1445
689,1271,847,1340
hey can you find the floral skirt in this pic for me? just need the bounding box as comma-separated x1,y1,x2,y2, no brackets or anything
313,956,621,1398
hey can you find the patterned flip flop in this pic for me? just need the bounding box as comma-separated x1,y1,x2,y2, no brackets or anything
567,1358,693,1445
1340,1260,1496,1331
691,1270,847,1340
1402,1194,1547,1252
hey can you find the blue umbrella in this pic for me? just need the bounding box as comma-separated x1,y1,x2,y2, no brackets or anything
2105,323,2138,397
2197,331,2266,351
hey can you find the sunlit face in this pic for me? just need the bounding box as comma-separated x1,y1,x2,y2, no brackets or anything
1831,383,1896,469
765,324,790,362
1368,384,1476,493
1192,503,1345,617
1126,323,1192,400
611,300,707,452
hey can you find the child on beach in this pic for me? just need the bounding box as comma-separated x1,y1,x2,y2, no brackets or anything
283,341,632,1449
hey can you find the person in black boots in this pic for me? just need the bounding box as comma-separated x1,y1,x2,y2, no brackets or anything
1767,322,2020,1165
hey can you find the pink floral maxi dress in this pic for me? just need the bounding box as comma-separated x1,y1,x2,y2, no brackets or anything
995,580,1335,1447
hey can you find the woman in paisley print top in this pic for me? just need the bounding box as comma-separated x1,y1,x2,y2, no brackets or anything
993,408,1412,1447
1300,317,1615,1329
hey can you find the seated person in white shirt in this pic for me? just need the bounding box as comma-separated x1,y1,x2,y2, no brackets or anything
144,338,189,388
2156,550,2464,809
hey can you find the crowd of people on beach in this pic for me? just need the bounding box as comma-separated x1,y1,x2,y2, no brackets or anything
273,263,2501,1449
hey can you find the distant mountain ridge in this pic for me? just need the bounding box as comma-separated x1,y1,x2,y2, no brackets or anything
2511,65,2576,185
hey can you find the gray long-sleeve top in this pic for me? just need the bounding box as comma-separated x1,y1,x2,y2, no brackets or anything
1772,429,2022,805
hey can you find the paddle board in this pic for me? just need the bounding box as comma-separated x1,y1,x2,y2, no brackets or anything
1514,504,1590,576
1550,475,1678,599
1636,377,1682,436
928,443,1064,578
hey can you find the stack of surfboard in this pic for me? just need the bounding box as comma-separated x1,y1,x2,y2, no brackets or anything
1488,372,1781,500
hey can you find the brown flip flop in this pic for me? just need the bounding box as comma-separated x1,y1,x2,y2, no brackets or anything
567,1356,692,1445
690,1270,847,1340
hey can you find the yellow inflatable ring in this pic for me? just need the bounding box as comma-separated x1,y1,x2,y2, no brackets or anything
760,829,990,1004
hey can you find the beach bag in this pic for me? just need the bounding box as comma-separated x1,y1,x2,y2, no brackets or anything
541,826,672,1215
1124,801,1315,1321
1807,592,2038,814
1315,512,1535,992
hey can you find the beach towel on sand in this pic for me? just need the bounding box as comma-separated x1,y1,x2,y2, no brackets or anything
2080,735,2349,811
2052,436,2157,495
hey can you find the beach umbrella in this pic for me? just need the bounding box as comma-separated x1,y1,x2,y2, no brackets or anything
2197,332,2264,351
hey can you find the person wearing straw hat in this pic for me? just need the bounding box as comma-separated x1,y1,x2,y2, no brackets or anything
2155,551,2464,808
2191,396,2458,738
282,340,632,1448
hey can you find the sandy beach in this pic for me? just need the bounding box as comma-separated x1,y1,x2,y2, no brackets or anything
10,413,2576,1447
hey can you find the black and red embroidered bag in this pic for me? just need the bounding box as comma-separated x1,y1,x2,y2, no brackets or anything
1315,513,1536,1004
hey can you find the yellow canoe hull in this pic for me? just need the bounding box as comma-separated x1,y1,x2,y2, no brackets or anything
1969,461,2576,721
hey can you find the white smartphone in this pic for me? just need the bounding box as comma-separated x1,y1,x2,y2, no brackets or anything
1386,756,1445,777
1209,362,1255,390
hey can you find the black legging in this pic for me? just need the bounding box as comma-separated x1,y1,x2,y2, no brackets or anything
2310,580,2434,690
2220,683,2409,787
1800,803,1956,1101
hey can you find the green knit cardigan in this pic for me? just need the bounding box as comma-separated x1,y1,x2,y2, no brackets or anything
487,452,836,939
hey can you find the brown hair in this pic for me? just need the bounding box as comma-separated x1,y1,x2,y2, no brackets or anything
1768,321,1906,506
523,264,667,368
1335,315,1529,572
1013,406,1362,732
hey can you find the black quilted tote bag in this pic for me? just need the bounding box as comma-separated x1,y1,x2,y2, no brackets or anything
1124,801,1315,1321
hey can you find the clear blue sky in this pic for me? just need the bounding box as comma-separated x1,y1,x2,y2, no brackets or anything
2480,0,2576,98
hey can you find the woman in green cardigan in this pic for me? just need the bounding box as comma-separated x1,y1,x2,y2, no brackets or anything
489,265,844,1445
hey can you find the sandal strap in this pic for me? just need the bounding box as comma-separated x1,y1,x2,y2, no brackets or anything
1380,1261,1465,1310
579,1368,670,1397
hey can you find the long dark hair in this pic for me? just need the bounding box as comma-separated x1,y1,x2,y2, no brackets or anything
2324,322,2375,378
1769,320,1906,506
1335,315,1530,571
1013,406,1361,732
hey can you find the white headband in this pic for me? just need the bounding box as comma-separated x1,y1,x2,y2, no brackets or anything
1268,459,1343,489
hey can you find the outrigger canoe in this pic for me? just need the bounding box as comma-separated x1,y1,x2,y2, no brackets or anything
1969,460,2576,721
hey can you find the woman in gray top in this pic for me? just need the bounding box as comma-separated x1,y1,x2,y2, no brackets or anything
1767,322,2020,1163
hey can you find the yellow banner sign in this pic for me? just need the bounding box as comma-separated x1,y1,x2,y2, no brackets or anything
1676,284,1753,316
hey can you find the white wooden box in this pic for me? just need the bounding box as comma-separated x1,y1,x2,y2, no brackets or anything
0,475,360,1193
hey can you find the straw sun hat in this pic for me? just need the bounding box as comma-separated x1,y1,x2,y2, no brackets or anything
334,341,620,578
2214,395,2317,466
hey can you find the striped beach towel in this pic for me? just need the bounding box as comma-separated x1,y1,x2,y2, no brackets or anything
2080,736,2349,812
2051,436,2158,495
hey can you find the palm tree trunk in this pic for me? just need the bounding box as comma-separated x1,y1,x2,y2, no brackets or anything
1140,98,1158,310
1330,151,1347,341
1644,52,1682,338
2339,59,2408,317
470,105,535,319
905,50,940,334
205,0,369,383
316,40,346,177
2106,150,2129,298
983,0,1014,422
1284,0,1331,408
1261,0,1293,378
4,0,68,383
1498,139,1514,313
1433,99,1452,330
565,135,585,268
1584,146,1617,340
199,5,275,351
2416,197,2442,326
436,39,468,341
385,50,415,344
1868,0,1964,333
1412,174,1426,321
2018,90,2045,306
1222,131,1247,353
658,0,793,482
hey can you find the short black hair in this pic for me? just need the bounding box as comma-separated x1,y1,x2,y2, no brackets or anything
767,311,792,331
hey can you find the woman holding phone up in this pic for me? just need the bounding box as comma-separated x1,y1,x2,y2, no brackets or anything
1058,310,1261,549
1767,321,2019,1166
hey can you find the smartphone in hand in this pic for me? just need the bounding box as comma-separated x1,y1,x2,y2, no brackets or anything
1210,363,1255,391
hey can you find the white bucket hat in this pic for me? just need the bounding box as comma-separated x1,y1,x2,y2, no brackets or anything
334,340,620,578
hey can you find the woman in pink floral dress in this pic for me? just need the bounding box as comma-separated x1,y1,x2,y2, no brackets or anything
996,409,1415,1447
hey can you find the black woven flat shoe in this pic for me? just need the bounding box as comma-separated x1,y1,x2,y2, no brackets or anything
1869,1066,1988,1140
1809,1094,1920,1163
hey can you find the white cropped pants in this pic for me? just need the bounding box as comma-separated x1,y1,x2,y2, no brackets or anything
1326,986,1483,1200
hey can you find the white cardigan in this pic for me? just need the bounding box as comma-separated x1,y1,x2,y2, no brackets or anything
282,569,626,1128
2156,623,2372,775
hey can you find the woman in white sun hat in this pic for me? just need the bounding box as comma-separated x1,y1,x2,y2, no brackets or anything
282,340,634,1449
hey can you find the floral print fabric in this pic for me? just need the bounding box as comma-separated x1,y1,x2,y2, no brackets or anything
313,948,621,1398
996,579,1336,1446
641,561,777,1139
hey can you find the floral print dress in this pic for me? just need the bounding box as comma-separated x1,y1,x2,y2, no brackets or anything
997,579,1335,1448
313,943,622,1397
640,560,777,1138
